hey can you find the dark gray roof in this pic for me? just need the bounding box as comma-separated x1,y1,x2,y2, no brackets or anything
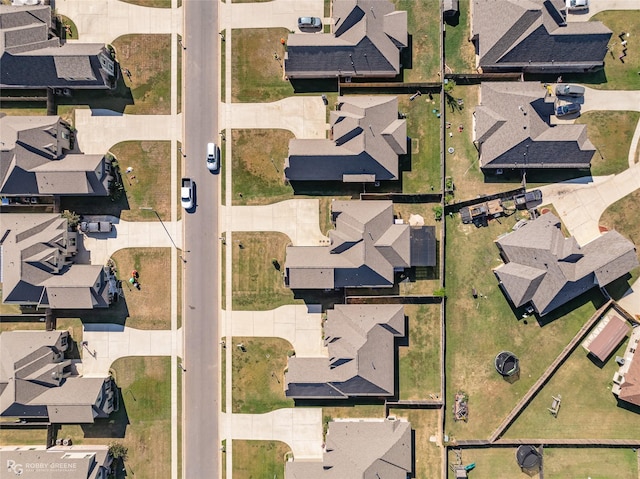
286,96,407,182
285,304,405,399
494,213,639,316
285,0,407,79
285,419,412,479
472,0,611,72
476,82,595,170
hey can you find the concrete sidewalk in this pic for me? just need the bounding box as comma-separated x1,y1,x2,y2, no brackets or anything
55,0,181,44
79,217,183,265
221,0,324,30
227,97,327,139
222,408,323,460
222,305,326,358
224,199,329,246
75,109,181,155
567,0,640,21
79,323,181,377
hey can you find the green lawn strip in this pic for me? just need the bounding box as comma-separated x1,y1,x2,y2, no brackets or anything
177,355,183,479
111,248,172,329
400,94,442,193
600,190,640,252
0,425,47,446
232,441,290,477
543,447,638,479
504,339,640,439
444,213,603,440
447,447,531,479
576,111,640,176
443,0,476,73
232,232,300,311
119,0,171,7
322,404,387,427
232,28,293,102
177,36,182,114
389,408,441,479
58,15,78,40
398,304,441,399
221,343,226,413
220,30,226,99
231,337,294,414
394,0,441,82
57,356,171,478
0,105,47,116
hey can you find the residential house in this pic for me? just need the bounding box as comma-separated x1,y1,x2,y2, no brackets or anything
582,309,631,362
494,213,638,316
475,82,595,172
0,115,112,199
0,213,111,309
1,445,112,479
285,304,405,399
284,0,407,79
285,96,407,183
285,418,412,478
613,326,640,408
285,200,436,289
0,4,116,90
0,330,116,423
471,0,612,73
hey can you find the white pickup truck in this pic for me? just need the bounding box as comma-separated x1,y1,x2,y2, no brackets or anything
181,178,194,210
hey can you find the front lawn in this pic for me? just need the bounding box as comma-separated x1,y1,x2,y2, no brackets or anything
601,190,640,255
443,0,476,73
543,447,638,479
389,408,441,479
232,441,290,478
120,0,171,7
232,337,294,414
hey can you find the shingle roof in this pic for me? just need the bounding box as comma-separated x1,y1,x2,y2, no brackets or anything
285,419,412,479
494,213,639,316
0,445,111,479
285,0,407,79
285,304,404,399
476,82,595,170
582,313,630,362
472,0,611,72
286,96,406,182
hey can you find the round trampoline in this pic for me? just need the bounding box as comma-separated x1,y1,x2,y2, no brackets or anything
495,351,519,377
516,445,541,470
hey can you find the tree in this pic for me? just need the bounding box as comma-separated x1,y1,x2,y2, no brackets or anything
61,210,80,229
108,442,128,462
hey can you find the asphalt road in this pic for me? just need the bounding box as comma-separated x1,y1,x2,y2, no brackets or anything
182,0,220,477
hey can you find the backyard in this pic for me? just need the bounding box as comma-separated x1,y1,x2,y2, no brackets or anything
443,0,476,73
447,447,537,479
543,447,638,479
232,441,290,478
388,408,441,479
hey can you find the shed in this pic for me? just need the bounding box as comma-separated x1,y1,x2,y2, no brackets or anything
582,313,630,362
444,0,459,17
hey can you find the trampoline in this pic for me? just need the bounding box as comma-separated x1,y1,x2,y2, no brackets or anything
495,351,519,377
516,445,541,470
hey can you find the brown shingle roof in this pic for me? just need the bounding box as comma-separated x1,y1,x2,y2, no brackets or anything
583,314,630,362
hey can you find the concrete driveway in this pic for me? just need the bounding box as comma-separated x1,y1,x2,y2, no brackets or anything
226,97,328,139
225,199,329,246
75,109,181,155
222,305,326,358
567,0,639,21
55,0,180,44
221,0,325,30
581,87,640,113
223,408,323,459
79,323,181,377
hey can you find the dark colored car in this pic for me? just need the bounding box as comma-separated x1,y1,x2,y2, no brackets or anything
298,17,322,31
555,84,585,97
556,103,581,118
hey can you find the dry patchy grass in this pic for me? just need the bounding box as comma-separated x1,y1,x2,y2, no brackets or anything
543,447,637,479
601,190,640,254
448,448,537,479
389,408,442,479
233,441,290,478
443,0,476,73
120,0,171,7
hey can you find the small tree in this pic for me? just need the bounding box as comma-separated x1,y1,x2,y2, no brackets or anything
61,210,80,229
108,442,128,462
433,287,447,298
433,205,443,221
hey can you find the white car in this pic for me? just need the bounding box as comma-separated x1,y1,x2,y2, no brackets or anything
566,0,588,11
206,142,219,172
181,177,194,210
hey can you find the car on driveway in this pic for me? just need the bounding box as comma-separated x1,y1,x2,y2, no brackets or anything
181,178,194,210
555,84,585,97
556,103,581,118
298,17,322,31
566,0,589,11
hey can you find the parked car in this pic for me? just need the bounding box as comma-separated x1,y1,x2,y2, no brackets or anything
298,17,322,31
555,84,585,97
181,178,194,210
555,103,581,118
514,190,542,209
566,0,589,11
206,142,219,172
79,221,113,233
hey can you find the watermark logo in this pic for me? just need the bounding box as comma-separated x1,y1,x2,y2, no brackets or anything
6,460,23,476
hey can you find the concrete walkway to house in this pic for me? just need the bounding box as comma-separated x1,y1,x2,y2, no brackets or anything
55,0,181,44
80,217,183,265
567,0,640,21
222,408,323,460
74,109,181,155
581,88,640,114
226,97,328,139
79,323,181,377
220,0,324,31
221,305,326,358
223,199,328,246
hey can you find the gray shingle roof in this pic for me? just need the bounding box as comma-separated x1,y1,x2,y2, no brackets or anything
472,0,611,72
0,445,111,479
285,0,407,79
476,82,595,170
494,213,639,316
285,419,412,479
286,96,406,182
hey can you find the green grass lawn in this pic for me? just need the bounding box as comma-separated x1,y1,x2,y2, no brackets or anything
504,337,640,439
399,304,441,399
543,447,638,479
576,111,640,176
232,232,300,310
57,356,171,478
58,15,78,40
232,441,290,478
444,213,605,440
448,448,534,479
601,190,640,250
443,0,476,73
231,337,294,414
120,0,171,7
400,94,442,193
394,0,441,82
232,28,294,102
389,408,441,479
322,404,386,427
